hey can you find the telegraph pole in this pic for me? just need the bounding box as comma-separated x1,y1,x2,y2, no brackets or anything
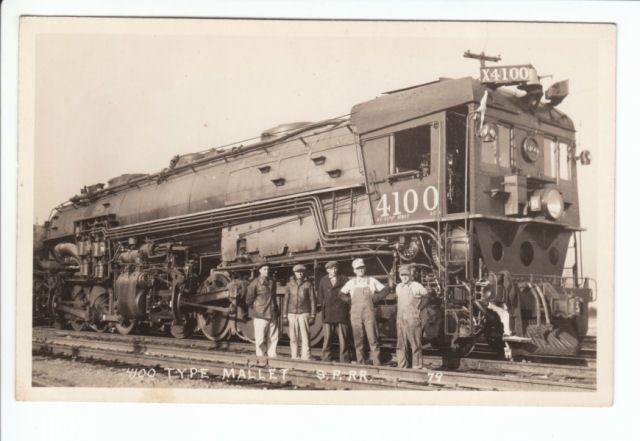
463,50,501,67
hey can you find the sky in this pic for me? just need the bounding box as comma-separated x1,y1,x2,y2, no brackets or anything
28,18,614,280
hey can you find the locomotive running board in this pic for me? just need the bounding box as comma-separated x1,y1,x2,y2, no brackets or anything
503,335,532,343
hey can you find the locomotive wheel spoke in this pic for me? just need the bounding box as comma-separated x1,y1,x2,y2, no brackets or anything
236,318,255,343
170,318,195,339
89,295,109,333
70,319,87,332
196,312,229,341
309,311,324,347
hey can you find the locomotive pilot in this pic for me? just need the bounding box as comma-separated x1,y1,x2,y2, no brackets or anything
246,264,279,357
318,260,351,363
282,264,316,360
395,265,428,369
340,258,390,366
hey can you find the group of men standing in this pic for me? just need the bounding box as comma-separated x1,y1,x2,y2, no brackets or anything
243,258,429,369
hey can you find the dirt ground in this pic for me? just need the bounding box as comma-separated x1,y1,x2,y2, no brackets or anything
32,355,254,389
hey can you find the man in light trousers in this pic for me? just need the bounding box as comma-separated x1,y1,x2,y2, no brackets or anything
246,264,279,357
283,264,316,360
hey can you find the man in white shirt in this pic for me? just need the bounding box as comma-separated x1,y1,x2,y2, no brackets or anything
395,265,428,368
340,258,390,365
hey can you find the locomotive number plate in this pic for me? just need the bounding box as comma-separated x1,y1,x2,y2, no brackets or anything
375,186,439,223
480,64,535,84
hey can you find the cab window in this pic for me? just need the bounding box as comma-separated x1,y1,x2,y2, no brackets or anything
481,123,512,168
558,142,571,180
497,125,512,169
544,137,557,178
392,125,431,175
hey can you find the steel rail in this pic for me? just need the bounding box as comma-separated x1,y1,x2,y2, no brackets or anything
32,330,596,391
33,328,597,379
33,339,442,391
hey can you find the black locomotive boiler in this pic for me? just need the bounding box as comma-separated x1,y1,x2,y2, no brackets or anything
33,52,594,359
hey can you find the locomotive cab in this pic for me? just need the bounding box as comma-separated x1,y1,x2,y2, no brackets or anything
353,79,477,226
352,66,593,358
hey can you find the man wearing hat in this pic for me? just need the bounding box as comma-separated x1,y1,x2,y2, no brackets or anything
340,258,390,365
318,261,351,363
283,264,316,360
246,264,279,357
395,264,428,369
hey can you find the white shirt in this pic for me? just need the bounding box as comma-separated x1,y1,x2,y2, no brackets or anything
340,276,385,296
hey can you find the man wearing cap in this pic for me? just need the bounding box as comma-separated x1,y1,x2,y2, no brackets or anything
318,261,351,363
340,258,390,365
246,264,279,357
395,265,428,369
283,264,316,360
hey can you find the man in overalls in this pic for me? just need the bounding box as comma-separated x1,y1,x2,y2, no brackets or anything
340,258,390,365
395,265,428,369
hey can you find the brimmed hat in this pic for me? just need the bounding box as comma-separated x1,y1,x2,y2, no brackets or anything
293,264,306,272
352,258,365,269
325,260,338,270
399,264,412,276
257,264,269,270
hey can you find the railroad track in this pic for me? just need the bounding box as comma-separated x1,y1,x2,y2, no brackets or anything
33,328,596,391
33,327,597,376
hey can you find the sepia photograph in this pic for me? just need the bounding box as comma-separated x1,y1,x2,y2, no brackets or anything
13,16,615,406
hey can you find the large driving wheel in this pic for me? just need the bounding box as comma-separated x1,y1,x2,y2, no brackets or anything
170,322,194,339
70,319,87,331
170,286,195,339
236,317,255,343
48,290,65,329
309,311,324,347
89,294,110,333
70,286,89,332
197,311,230,341
194,272,231,341
115,318,136,335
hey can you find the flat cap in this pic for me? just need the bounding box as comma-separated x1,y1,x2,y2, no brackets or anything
293,264,306,272
325,260,338,270
352,258,365,269
399,265,412,276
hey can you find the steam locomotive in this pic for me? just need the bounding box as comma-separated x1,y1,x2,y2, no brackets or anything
33,52,594,360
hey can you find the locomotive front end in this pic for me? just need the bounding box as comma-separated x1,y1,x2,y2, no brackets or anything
467,59,594,358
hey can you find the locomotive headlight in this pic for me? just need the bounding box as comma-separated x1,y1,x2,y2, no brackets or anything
533,188,565,219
